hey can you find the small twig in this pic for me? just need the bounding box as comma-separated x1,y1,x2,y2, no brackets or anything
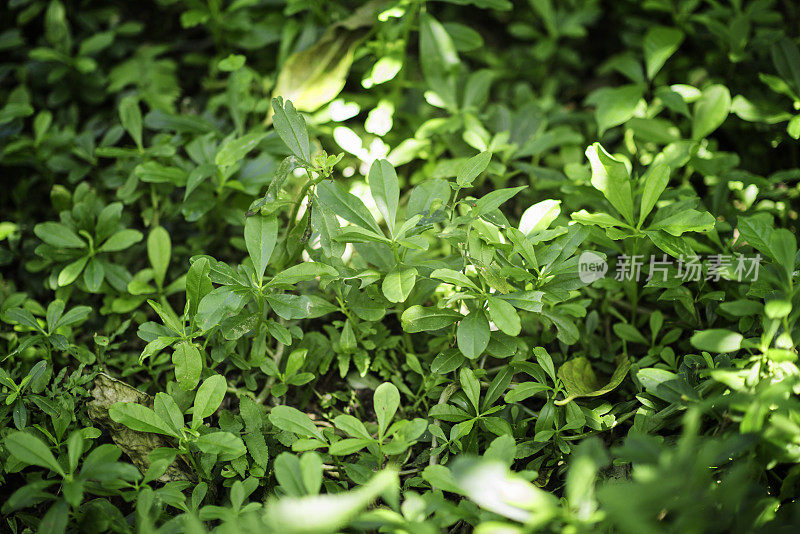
227,384,256,400
256,333,286,404
398,467,421,476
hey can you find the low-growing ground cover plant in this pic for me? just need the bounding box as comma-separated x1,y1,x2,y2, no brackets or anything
2,0,800,532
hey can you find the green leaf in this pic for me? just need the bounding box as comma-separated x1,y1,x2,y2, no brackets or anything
638,164,669,227
339,319,356,353
765,300,792,319
532,350,553,387
218,53,245,71
119,96,143,150
4,307,44,332
587,84,643,134
450,458,557,523
613,323,649,344
459,367,481,413
55,306,91,329
430,268,480,291
482,367,514,411
273,452,305,495
431,350,465,374
271,97,311,163
34,222,85,248
769,228,797,279
154,392,184,433
100,229,143,252
736,215,773,258
401,305,462,333
316,181,383,235
445,21,488,50
147,226,171,288
333,414,371,440
571,210,628,229
505,382,549,403
109,402,179,437
269,405,325,441
788,115,800,139
185,164,214,200
498,291,544,312
221,312,258,341
335,226,391,245
312,197,345,258
83,257,105,292
419,12,459,109
422,464,460,493
586,143,634,225
457,151,491,187
644,27,684,79
692,84,731,139
172,342,203,390
148,299,183,334
195,432,246,460
329,437,372,456
264,469,398,533
192,374,226,427
4,431,65,475
457,309,490,359
765,349,798,363
690,329,743,353
39,500,69,532
636,368,694,403
565,438,609,519
628,117,681,144
650,310,664,339
472,186,527,217
244,215,278,280
186,257,211,318
555,357,631,405
719,299,762,317
66,431,83,474
645,229,696,259
486,296,521,336
215,132,266,168
519,199,561,235
265,294,312,321
772,37,800,97
58,257,89,286
0,103,34,127
382,267,417,303
368,159,399,232
268,262,338,286
32,110,52,144
407,179,450,216
374,382,400,437
273,32,357,114
135,162,188,185
648,209,715,236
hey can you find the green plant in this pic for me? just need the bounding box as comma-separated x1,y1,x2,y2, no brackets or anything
3,1,800,532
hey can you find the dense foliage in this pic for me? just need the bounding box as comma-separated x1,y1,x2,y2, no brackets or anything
2,0,800,532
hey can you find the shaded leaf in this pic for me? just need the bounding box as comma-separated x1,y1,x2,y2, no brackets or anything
555,357,630,405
